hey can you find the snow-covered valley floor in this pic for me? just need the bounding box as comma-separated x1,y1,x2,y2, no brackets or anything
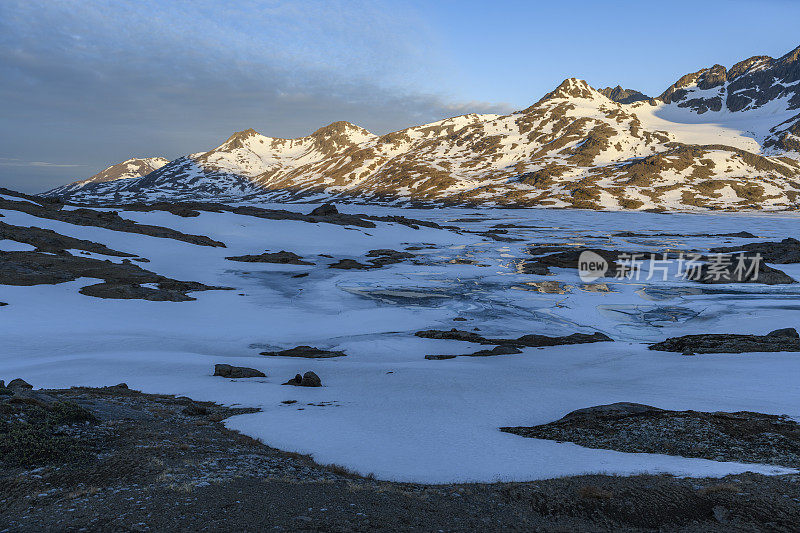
2,202,800,483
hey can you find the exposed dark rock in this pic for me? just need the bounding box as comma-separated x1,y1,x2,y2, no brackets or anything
517,261,551,275
691,257,795,285
424,354,457,360
525,245,578,256
415,328,613,347
309,204,339,217
0,250,227,300
79,282,197,301
520,246,795,285
181,403,209,416
328,259,372,270
0,221,136,257
367,249,405,256
767,327,800,339
7,378,33,390
117,200,378,228
261,346,346,358
711,237,800,264
365,249,416,267
475,230,524,243
213,364,266,379
225,250,314,265
0,197,225,248
535,249,624,271
415,329,487,343
299,371,321,387
519,248,627,277
599,86,654,104
283,371,322,387
615,231,757,239
121,202,202,217
459,345,522,357
557,402,665,422
7,389,60,408
123,201,447,231
501,402,800,468
506,332,613,347
649,328,800,353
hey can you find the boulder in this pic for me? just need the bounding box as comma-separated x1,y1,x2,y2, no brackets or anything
283,371,322,387
309,204,338,217
328,259,372,270
225,250,313,265
213,364,266,378
415,328,487,343
261,346,346,358
300,371,321,387
463,345,523,357
7,378,32,390
558,402,665,423
766,327,800,339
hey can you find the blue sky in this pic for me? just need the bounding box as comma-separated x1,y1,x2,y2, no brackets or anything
1,0,799,192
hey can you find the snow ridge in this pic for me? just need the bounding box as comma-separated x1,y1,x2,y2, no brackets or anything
45,46,800,211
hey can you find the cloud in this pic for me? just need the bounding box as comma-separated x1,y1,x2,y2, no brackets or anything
0,0,512,192
0,158,85,168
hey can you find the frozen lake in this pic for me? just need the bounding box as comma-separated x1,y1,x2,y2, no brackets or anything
2,203,799,482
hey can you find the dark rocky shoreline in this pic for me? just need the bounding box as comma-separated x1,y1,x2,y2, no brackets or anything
502,402,800,468
2,384,800,532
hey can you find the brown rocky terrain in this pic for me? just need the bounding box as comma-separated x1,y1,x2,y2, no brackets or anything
2,383,800,532
502,402,800,468
649,327,800,354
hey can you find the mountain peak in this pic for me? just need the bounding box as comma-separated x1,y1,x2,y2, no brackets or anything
659,43,800,112
44,44,800,211
226,128,261,141
537,78,596,104
599,86,653,104
310,121,372,138
217,128,266,151
307,121,374,154
779,44,800,64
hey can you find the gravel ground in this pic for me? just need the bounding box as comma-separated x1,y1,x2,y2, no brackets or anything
502,403,800,468
2,386,800,532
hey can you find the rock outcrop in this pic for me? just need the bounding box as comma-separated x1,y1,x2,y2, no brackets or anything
649,328,800,354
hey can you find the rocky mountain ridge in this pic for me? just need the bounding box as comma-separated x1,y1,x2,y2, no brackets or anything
45,45,800,211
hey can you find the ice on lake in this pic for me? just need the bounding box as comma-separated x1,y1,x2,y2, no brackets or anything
2,203,799,482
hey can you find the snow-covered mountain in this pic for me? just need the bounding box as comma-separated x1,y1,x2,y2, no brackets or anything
48,157,170,197
45,45,800,210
